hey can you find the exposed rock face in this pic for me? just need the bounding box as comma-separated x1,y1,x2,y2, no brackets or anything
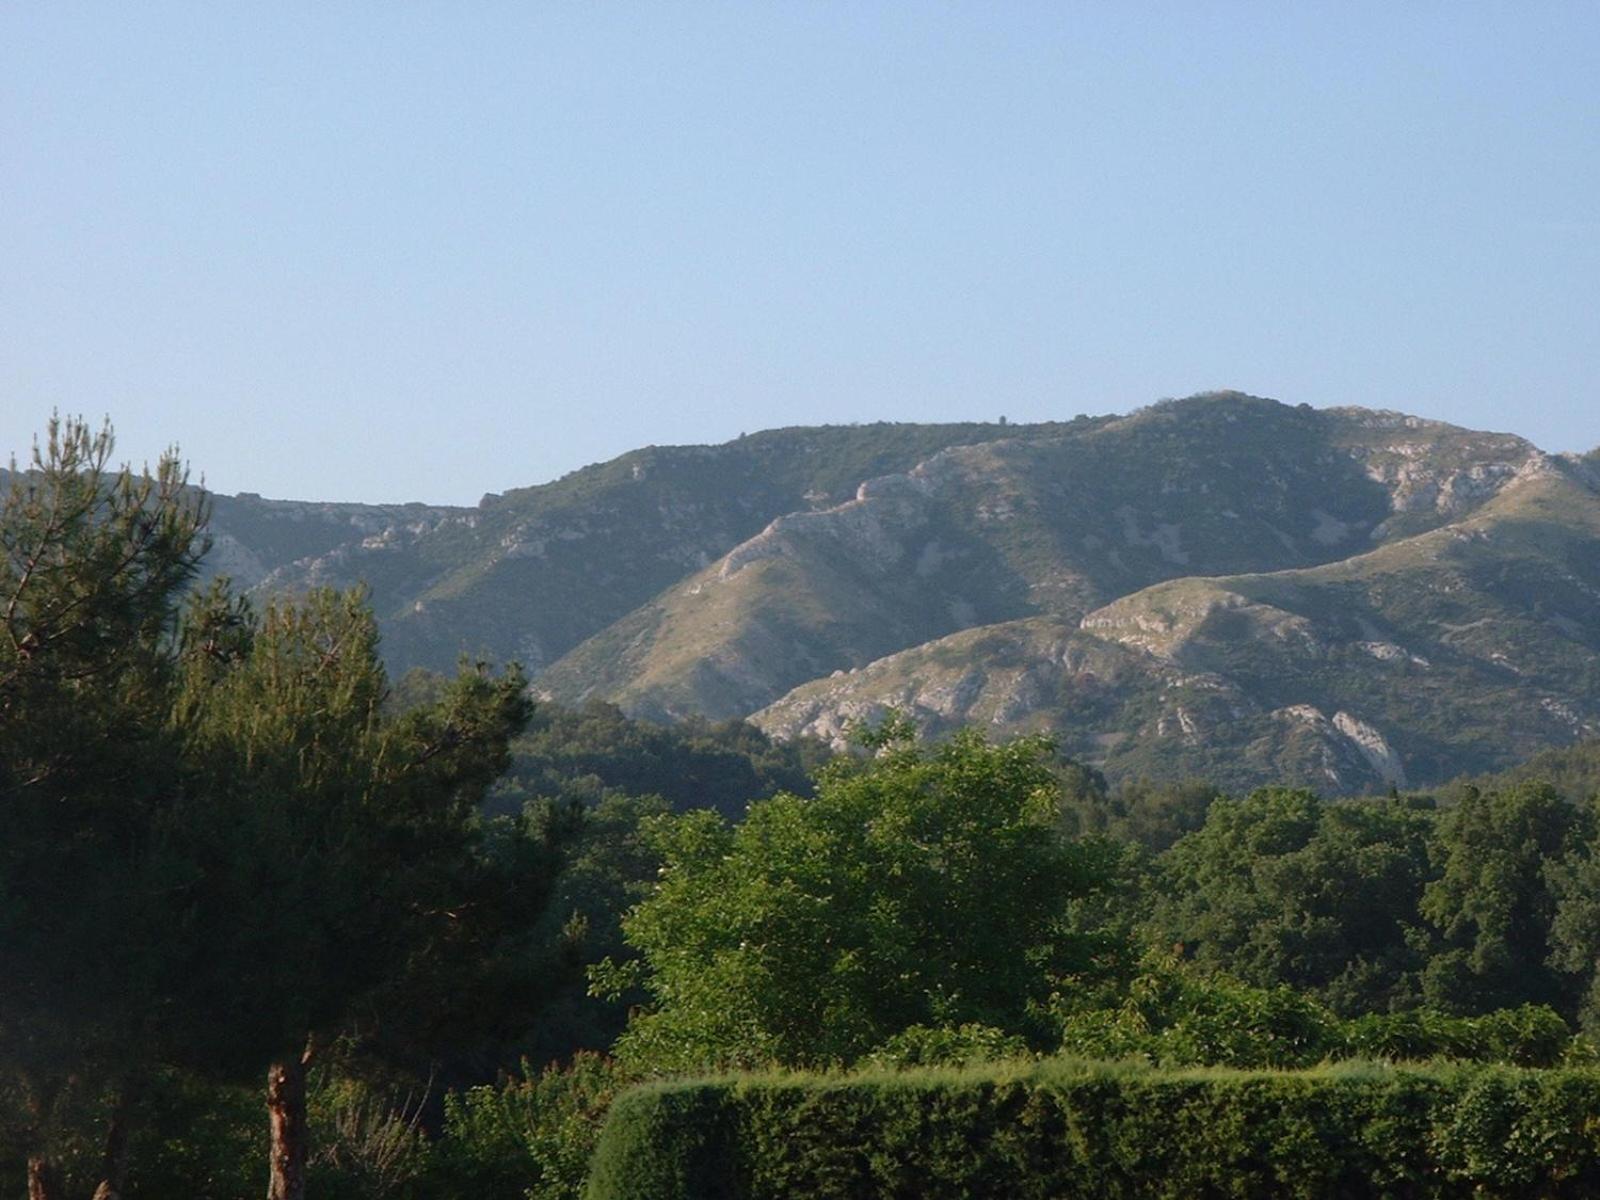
203,495,470,590
1331,711,1408,789
245,420,1079,674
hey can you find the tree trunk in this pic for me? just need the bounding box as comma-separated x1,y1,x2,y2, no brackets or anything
265,1046,310,1200
21,1073,65,1200
90,1080,138,1200
27,1155,65,1200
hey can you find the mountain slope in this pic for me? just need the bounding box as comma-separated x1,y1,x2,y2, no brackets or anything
540,395,1545,722
205,493,471,590
249,419,1094,673
0,466,475,604
755,456,1600,794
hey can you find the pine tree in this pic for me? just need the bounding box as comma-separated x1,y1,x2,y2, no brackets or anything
0,417,207,1200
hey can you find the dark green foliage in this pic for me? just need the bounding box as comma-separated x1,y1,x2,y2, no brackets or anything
1150,788,1435,1015
116,1070,437,1200
1420,782,1586,1015
585,1062,1600,1200
1058,774,1220,853
1544,804,1600,1034
1058,954,1346,1068
584,1085,740,1200
1343,1006,1576,1067
170,587,540,1079
1453,740,1600,806
496,697,828,818
1056,954,1581,1070
512,793,672,1067
433,1054,629,1200
124,1075,269,1199
303,1076,435,1200
480,700,837,1067
0,417,209,1179
867,1025,1033,1069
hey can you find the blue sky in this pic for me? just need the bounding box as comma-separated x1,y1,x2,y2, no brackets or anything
2,4,1596,503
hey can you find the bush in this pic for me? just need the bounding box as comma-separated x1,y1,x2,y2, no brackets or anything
1057,956,1343,1068
307,1076,433,1200
433,1054,627,1200
1056,954,1583,1070
1343,1005,1574,1066
584,1060,1600,1200
867,1024,1032,1069
126,1074,262,1200
124,1071,432,1200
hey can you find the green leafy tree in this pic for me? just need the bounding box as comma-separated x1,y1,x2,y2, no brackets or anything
592,729,1117,1072
1149,788,1435,1015
515,791,671,1068
435,1052,628,1200
1057,950,1343,1069
1542,794,1600,1033
488,696,828,819
1420,782,1586,1015
1058,775,1221,854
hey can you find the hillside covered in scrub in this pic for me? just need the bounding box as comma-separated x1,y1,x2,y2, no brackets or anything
198,393,1600,795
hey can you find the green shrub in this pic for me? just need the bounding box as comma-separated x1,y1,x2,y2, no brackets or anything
125,1070,432,1200
1342,1007,1484,1062
584,1060,1600,1200
867,1023,1032,1068
122,1074,262,1200
583,1084,740,1200
1473,1004,1575,1066
1058,956,1343,1068
434,1053,627,1200
1057,953,1582,1070
307,1076,433,1200
1343,1005,1574,1066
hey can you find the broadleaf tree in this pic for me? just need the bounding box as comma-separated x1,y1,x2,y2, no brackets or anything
592,728,1118,1072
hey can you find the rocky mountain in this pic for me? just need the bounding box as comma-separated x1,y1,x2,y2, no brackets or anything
757,456,1600,793
183,393,1598,795
541,397,1545,719
204,493,472,591
231,420,1089,674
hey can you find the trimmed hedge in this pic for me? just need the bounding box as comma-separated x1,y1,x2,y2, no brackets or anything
585,1059,1600,1199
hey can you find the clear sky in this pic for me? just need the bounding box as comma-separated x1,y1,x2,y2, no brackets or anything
2,4,1596,504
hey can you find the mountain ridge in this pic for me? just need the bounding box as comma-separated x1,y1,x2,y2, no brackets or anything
539,394,1546,725
156,392,1595,795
